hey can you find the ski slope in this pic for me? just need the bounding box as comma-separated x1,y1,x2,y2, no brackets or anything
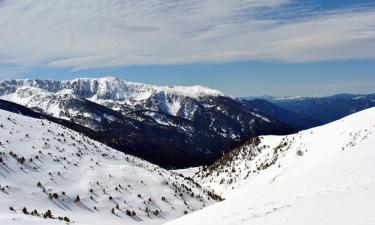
166,107,375,225
0,109,221,225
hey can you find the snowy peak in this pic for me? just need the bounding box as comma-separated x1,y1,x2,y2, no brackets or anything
0,77,223,102
71,77,224,100
0,77,224,118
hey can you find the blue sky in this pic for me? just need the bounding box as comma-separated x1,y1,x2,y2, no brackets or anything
0,0,374,97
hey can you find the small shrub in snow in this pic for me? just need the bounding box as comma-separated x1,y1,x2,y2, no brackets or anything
75,195,80,203
126,209,132,216
52,193,59,199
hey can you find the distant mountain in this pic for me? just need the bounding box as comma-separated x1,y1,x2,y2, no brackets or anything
240,99,322,130
0,108,221,225
168,107,375,225
0,77,294,168
260,93,375,124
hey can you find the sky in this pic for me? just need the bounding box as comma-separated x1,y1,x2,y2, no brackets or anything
0,0,374,97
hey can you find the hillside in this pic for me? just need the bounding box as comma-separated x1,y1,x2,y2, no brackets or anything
166,107,375,225
0,109,221,225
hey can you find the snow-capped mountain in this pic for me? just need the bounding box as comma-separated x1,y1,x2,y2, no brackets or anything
0,77,294,168
0,77,223,116
0,108,222,225
166,107,375,225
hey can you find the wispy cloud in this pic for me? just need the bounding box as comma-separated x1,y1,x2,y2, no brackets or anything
0,0,375,70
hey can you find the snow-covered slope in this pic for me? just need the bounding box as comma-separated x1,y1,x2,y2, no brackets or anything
166,107,375,225
0,109,221,225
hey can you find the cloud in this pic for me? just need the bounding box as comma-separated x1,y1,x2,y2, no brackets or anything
0,0,375,70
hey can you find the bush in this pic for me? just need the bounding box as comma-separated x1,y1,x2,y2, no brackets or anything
44,209,53,219
52,193,59,199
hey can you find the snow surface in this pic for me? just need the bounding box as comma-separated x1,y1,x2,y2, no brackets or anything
0,109,220,225
166,107,375,225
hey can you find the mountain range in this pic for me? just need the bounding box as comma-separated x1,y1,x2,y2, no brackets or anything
252,93,375,126
0,77,293,168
